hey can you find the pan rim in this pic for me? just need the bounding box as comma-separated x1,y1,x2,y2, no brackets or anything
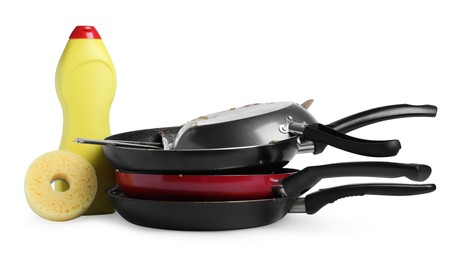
115,168,298,176
107,186,289,204
106,132,299,152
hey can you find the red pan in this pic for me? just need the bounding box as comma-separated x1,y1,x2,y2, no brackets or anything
116,161,431,201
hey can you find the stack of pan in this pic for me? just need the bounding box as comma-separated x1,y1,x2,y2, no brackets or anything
79,102,438,230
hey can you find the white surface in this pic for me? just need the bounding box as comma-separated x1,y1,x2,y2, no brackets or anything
1,0,462,259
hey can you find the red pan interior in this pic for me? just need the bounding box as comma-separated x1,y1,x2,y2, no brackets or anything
116,169,296,201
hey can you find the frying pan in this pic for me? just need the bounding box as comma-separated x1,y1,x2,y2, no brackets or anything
101,104,437,173
107,181,435,231
116,162,432,201
172,101,402,157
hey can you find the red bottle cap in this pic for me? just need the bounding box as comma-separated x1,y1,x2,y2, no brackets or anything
69,26,102,39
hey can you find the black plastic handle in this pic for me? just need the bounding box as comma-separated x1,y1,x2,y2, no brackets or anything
301,123,401,157
328,104,438,133
281,162,432,198
302,183,436,214
312,104,437,155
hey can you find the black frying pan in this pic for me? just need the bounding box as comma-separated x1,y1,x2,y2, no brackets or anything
108,179,435,231
102,104,437,173
172,101,402,156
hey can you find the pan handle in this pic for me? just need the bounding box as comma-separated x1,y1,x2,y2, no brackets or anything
289,183,436,214
300,104,437,155
327,104,438,133
290,123,401,157
74,138,162,149
281,162,432,198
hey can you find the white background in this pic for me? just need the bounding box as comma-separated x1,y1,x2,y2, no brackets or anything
1,0,462,259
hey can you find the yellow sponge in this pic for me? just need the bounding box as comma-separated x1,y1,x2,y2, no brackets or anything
25,150,97,221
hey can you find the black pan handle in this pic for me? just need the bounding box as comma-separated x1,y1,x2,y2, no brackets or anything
328,104,438,133
281,162,432,198
310,104,437,155
290,183,436,214
292,123,401,157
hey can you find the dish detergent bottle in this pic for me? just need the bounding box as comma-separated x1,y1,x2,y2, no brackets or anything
55,26,116,215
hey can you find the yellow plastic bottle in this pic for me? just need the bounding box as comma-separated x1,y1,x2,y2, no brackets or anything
55,26,116,215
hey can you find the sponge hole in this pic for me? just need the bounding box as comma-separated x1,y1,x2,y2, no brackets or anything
51,179,70,192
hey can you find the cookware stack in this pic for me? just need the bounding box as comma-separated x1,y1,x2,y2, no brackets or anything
81,102,438,230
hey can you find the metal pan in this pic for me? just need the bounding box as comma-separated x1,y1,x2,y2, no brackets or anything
116,162,431,201
173,101,316,149
107,182,435,231
102,104,437,173
173,101,402,157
